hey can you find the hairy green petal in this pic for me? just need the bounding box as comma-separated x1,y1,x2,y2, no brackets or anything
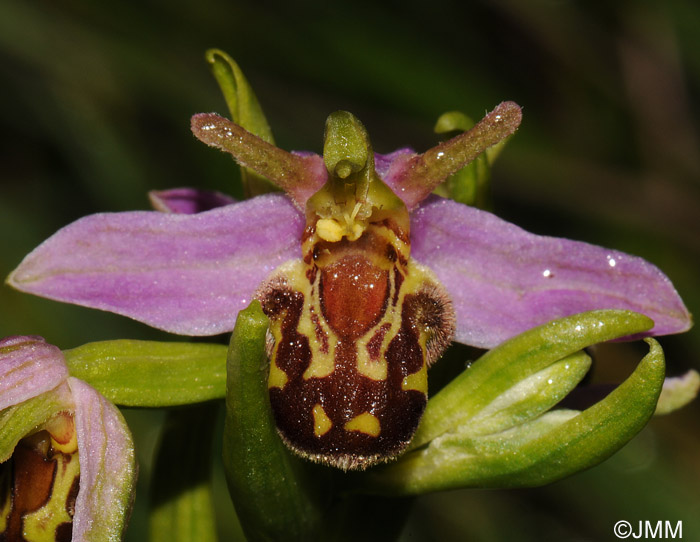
63,340,227,407
433,111,492,208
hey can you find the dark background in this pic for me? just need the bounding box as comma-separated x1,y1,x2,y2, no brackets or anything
1,1,699,540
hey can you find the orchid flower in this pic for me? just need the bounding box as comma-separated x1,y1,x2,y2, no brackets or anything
0,336,136,541
5,109,690,345
2,50,695,541
5,53,691,470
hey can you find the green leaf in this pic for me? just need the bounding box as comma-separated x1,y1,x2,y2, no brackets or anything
410,309,653,450
464,350,591,437
149,403,222,542
222,301,328,542
362,313,665,495
205,49,278,197
63,340,227,407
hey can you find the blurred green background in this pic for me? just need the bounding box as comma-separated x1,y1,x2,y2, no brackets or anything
1,1,699,540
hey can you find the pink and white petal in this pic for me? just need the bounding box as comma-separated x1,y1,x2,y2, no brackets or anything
68,377,136,542
0,336,69,411
148,187,236,214
8,193,304,336
410,196,692,349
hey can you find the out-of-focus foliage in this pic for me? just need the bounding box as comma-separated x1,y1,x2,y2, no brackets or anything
1,1,698,540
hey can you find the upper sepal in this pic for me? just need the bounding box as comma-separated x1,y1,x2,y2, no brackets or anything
205,49,279,197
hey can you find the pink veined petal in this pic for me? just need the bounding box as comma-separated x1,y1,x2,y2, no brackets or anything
410,196,692,349
8,193,305,336
148,187,236,214
68,377,136,542
0,336,69,411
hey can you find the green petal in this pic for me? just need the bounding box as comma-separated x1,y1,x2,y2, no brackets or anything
63,340,227,407
149,403,222,542
433,111,492,208
222,301,328,542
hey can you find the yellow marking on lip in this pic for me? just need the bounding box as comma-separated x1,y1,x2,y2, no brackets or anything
313,404,333,437
356,353,387,381
23,452,80,540
0,467,10,533
344,412,381,437
268,357,288,389
303,350,335,379
401,364,428,394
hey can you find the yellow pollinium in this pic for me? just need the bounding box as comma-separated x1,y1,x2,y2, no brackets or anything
344,412,381,437
316,215,365,243
313,404,333,437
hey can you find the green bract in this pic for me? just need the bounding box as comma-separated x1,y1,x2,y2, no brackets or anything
362,310,665,494
63,340,227,407
222,301,328,542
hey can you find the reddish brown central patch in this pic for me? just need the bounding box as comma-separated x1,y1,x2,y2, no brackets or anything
320,255,389,340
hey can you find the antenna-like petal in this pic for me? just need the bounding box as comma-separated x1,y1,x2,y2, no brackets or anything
191,113,327,209
385,101,522,209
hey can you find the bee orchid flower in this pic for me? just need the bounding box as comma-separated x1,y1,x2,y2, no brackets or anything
0,336,136,541
6,98,691,470
7,103,690,346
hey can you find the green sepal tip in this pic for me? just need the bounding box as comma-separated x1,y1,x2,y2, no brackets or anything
205,49,278,197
